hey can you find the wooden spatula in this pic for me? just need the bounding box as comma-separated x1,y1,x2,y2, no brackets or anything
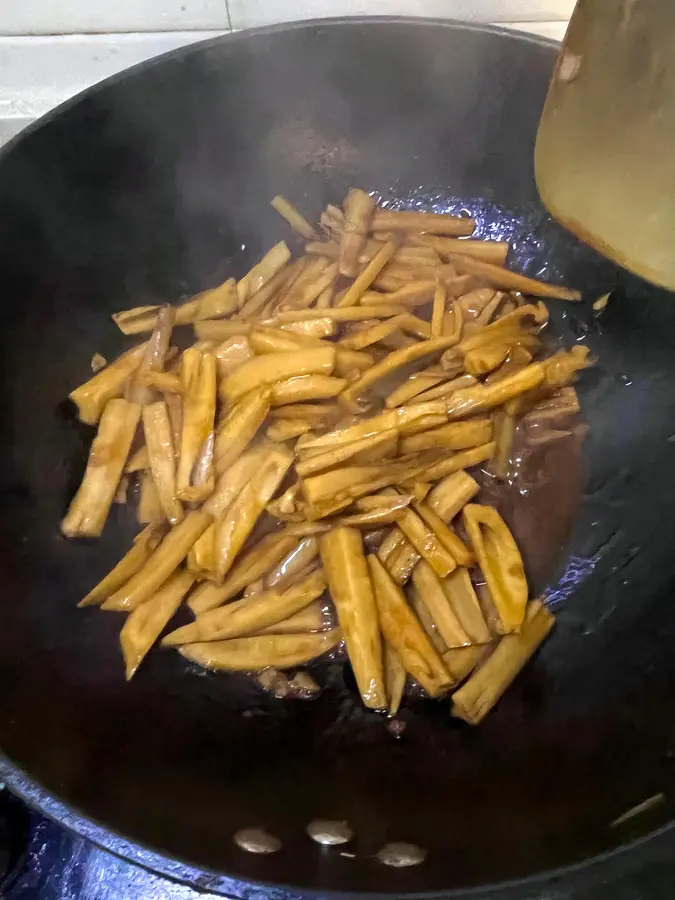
535,0,675,290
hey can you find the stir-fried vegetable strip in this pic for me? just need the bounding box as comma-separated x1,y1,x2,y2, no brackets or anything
63,188,590,721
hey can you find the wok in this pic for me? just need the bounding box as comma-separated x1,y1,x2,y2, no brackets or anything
1,17,675,899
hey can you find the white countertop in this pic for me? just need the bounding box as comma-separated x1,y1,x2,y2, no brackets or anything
0,5,570,147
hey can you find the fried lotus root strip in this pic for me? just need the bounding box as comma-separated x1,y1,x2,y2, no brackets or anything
221,346,336,405
443,567,491,644
411,561,471,649
295,429,398,478
271,375,346,406
396,506,457,578
463,504,528,633
367,555,451,697
340,189,376,277
443,644,492,685
237,241,291,307
127,305,176,405
371,210,476,236
412,234,509,265
138,470,164,524
214,387,271,475
339,335,461,413
450,255,581,302
70,342,148,425
418,441,496,483
271,195,318,240
121,569,195,680
445,364,545,421
61,398,141,538
264,536,319,591
180,629,342,672
191,531,300,612
426,470,480,521
79,524,167,607
400,419,493,455
257,601,327,635
320,527,386,709
214,336,253,378
142,401,183,525
411,501,472,567
177,349,217,501
384,643,406,716
451,599,554,724
102,510,212,612
213,445,293,582
163,569,327,645
338,238,398,308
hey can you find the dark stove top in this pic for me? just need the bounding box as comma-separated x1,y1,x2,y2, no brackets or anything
3,785,675,900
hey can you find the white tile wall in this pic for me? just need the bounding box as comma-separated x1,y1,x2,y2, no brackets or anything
0,0,229,35
0,3,573,148
228,0,574,29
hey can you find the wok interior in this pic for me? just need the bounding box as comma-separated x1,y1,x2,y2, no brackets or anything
1,20,675,895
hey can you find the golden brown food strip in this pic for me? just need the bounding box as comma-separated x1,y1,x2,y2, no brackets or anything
443,643,492,684
396,506,457,577
411,561,471,648
451,599,554,724
257,601,326,635
340,189,376,277
413,234,509,265
271,304,407,323
339,238,398,308
297,401,446,453
412,374,477,405
221,347,335,405
281,262,338,311
367,280,437,309
339,335,461,412
320,527,386,709
121,569,195,680
267,419,312,442
384,643,406,715
340,315,409,351
177,350,217,501
102,510,212,611
431,279,446,338
237,241,291,307
179,629,342,672
271,195,318,240
443,568,491,644
201,531,300,608
419,442,496,483
446,364,545,421
450,255,581,301
367,555,451,697
79,524,166,607
426,472,480,523
138,470,163,525
491,410,516,479
69,342,148,425
214,387,271,475
214,445,293,581
463,504,528,633
410,588,449,655
411,501,472,567
371,210,476,236
61,398,141,538
270,375,346,406
142,402,183,525
296,429,398,478
385,370,447,408
400,419,493,455
126,306,175,405
264,536,319,591
163,569,327,645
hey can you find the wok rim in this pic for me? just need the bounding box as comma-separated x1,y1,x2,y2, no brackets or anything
1,14,671,899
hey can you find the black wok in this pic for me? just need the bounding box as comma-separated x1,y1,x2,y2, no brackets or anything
1,17,675,899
